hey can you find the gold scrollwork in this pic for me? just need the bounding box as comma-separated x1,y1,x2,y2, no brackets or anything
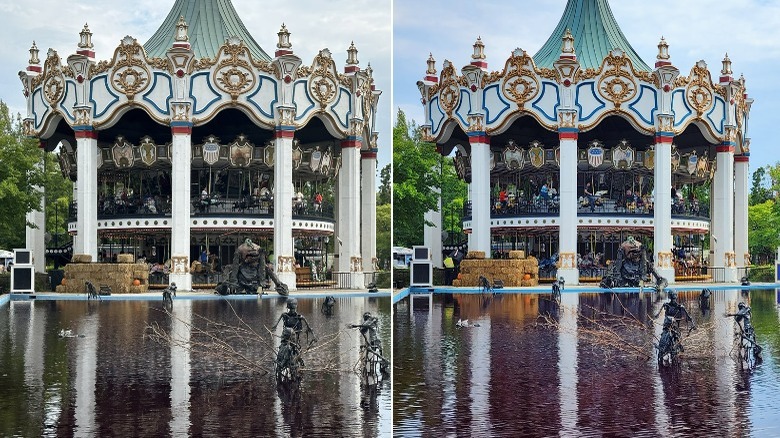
350,256,363,272
109,38,152,100
212,42,256,100
147,57,171,72
685,65,714,116
41,50,65,105
309,53,339,109
501,53,540,107
597,53,638,108
438,62,459,115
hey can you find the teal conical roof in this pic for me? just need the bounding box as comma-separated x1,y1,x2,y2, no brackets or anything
144,0,270,61
533,0,649,72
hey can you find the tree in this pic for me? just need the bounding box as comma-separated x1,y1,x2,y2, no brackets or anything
375,203,390,269
392,110,441,247
43,151,74,249
748,200,780,264
377,163,391,205
0,101,46,250
440,156,467,244
750,166,771,206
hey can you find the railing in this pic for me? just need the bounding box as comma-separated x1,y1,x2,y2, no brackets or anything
464,199,711,220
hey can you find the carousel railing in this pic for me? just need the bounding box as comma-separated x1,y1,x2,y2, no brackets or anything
191,195,335,220
97,196,172,219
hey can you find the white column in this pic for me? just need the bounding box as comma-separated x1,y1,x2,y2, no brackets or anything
74,312,98,435
169,125,192,290
558,130,578,284
714,144,737,282
337,137,364,288
734,156,749,268
169,300,192,435
26,154,45,273
558,291,579,434
360,149,378,279
469,134,491,257
423,189,443,268
75,130,98,261
653,136,675,282
467,182,473,249
273,122,296,290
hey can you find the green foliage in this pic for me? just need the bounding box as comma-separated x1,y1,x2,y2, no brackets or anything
43,151,73,248
0,101,45,250
376,203,390,270
377,163,391,205
748,200,780,263
441,156,467,243
392,110,441,247
750,167,772,206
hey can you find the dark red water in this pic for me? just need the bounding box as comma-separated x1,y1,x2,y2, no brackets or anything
0,296,390,437
394,289,780,437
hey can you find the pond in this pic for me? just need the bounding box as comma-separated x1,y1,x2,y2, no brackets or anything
393,289,780,437
0,296,390,437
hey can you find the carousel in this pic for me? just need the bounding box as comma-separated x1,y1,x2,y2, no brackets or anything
19,0,382,290
418,0,752,284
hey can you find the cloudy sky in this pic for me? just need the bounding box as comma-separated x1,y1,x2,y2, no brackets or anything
0,0,391,170
395,0,780,172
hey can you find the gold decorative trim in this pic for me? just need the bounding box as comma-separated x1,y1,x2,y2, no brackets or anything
559,252,576,269
212,39,256,100
278,256,296,273
438,62,459,116
725,252,736,268
109,37,152,100
657,251,673,269
171,256,189,274
309,50,339,109
350,256,363,272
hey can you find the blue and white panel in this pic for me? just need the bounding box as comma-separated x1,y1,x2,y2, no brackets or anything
482,83,512,126
453,89,471,127
31,88,49,131
428,97,446,136
142,73,172,116
706,96,726,135
292,80,315,122
531,81,559,123
329,87,351,130
575,82,606,122
627,85,657,127
246,75,277,120
60,80,77,122
671,89,692,128
89,75,120,119
190,72,221,116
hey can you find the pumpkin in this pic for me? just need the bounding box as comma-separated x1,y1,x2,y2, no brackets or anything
523,273,531,280
61,278,66,285
133,279,141,286
457,273,462,280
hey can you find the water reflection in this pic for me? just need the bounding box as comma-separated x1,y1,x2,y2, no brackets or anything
0,297,390,437
394,289,780,437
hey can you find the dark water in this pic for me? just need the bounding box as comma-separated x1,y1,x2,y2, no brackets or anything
0,296,390,437
393,289,780,437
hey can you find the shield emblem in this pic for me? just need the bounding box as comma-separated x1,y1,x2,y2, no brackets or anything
203,135,220,166
671,146,680,171
528,141,544,168
612,141,634,169
264,143,275,167
320,149,332,175
687,151,698,175
112,136,134,168
309,146,322,172
644,146,655,170
587,142,604,168
292,140,302,169
503,140,524,169
696,151,709,177
229,135,252,167
139,137,157,166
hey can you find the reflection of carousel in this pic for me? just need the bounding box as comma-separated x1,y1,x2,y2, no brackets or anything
421,0,752,284
21,0,382,290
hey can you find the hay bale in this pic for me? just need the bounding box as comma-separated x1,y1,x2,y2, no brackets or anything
452,279,461,287
509,250,525,259
117,254,135,264
466,251,485,259
71,254,92,263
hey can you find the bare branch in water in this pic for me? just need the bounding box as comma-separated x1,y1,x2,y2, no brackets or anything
145,301,362,376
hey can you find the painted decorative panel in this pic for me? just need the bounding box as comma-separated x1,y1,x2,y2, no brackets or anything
292,79,315,121
90,75,120,119
627,84,657,126
142,72,172,115
575,82,605,122
246,75,277,119
190,72,221,115
483,83,511,125
531,81,559,122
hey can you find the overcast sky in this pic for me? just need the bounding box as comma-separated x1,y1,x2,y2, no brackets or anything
0,0,391,170
395,0,780,173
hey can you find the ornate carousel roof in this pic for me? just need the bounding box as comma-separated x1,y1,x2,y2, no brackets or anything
533,0,649,72
144,0,270,61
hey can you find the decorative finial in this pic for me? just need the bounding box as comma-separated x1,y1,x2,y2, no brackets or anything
277,23,291,49
347,41,359,65
29,41,40,65
472,36,485,60
78,23,93,49
657,37,669,60
426,53,436,75
721,53,732,75
365,62,373,78
561,29,575,54
175,16,189,42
